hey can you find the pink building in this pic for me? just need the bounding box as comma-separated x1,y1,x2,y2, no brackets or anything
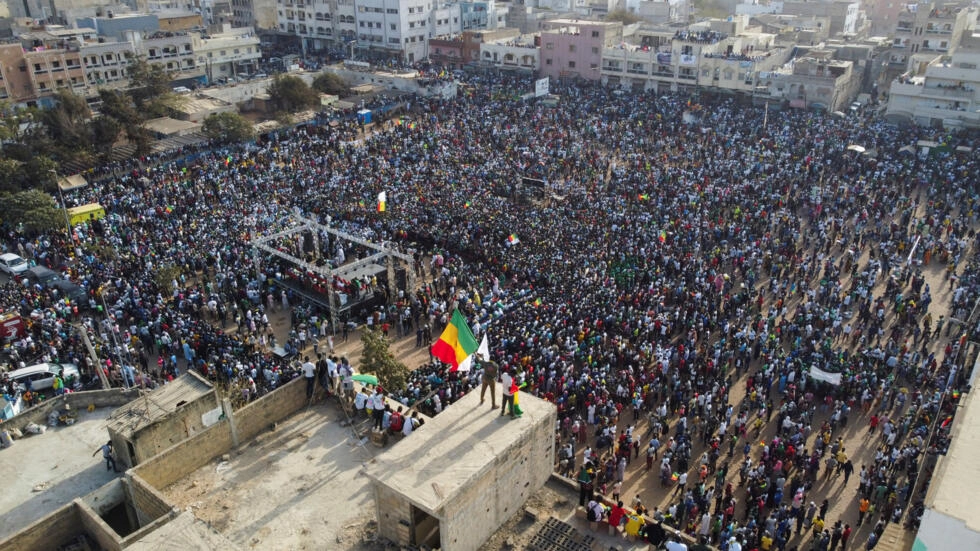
538,19,623,81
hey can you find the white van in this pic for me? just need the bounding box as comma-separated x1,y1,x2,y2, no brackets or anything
8,362,79,391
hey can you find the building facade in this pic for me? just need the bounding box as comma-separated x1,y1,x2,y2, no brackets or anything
276,0,465,61
539,19,623,81
886,49,980,128
885,1,974,87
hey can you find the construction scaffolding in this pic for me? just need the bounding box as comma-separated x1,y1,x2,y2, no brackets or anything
250,214,415,335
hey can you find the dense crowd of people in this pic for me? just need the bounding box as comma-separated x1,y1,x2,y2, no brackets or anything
2,72,979,549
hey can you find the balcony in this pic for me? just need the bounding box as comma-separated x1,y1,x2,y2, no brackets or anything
678,73,696,81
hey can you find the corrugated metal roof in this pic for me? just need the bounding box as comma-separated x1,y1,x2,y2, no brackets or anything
106,372,214,436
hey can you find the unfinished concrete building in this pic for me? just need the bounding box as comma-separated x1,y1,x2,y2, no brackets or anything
366,388,557,551
106,372,220,469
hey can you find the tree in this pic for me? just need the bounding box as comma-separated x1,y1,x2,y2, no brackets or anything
97,89,153,157
40,90,92,149
605,10,643,24
312,72,351,97
125,54,176,118
359,329,409,392
266,75,320,114
1,189,63,234
202,112,256,144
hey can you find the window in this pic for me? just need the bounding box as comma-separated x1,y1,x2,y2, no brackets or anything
569,45,576,52
234,48,240,54
220,50,227,56
592,31,599,38
545,42,553,50
592,47,599,55
568,61,575,68
391,23,396,30
545,58,552,65
387,8,397,13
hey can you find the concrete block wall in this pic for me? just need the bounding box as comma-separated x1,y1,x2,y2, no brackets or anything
81,478,127,516
374,484,413,545
131,390,219,462
132,418,232,489
4,388,140,433
0,502,82,550
443,405,556,551
127,474,176,526
76,499,124,551
235,376,309,442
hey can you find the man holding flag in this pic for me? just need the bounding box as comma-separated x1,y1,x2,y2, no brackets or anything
432,309,499,413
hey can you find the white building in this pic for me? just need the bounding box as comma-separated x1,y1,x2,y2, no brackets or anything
276,0,463,62
886,50,980,129
478,32,539,72
914,355,980,550
192,26,262,82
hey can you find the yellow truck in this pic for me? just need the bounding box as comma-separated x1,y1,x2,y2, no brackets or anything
66,203,105,226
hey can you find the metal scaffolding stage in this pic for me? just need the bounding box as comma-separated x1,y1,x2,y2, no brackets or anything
250,214,415,334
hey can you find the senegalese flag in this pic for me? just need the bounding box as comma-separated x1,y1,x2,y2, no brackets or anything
432,309,479,371
639,194,650,201
358,199,366,208
507,234,520,245
464,200,472,209
533,298,542,307
658,230,667,243
377,191,387,212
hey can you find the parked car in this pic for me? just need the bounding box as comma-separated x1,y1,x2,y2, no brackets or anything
23,266,61,286
9,362,80,391
0,253,29,276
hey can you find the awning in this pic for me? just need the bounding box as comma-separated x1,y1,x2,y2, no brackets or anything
57,174,87,192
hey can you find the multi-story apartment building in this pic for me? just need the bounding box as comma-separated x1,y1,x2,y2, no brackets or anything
478,32,539,71
600,18,791,97
538,19,622,81
782,0,859,37
277,0,486,60
192,25,262,81
885,1,974,85
80,40,137,92
765,53,859,111
0,22,261,106
886,49,980,128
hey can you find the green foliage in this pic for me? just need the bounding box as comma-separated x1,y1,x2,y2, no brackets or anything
125,54,176,116
152,264,182,292
266,75,320,114
97,89,152,157
359,329,409,392
0,159,24,194
1,189,63,234
312,72,351,97
202,112,256,144
606,9,643,24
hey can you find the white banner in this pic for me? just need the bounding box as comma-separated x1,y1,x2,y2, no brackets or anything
808,366,842,386
535,77,550,97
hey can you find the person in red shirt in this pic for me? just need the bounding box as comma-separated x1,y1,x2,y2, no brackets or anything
608,501,627,531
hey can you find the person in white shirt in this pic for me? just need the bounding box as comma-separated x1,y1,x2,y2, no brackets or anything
301,356,316,399
500,369,515,417
372,389,386,430
354,389,368,417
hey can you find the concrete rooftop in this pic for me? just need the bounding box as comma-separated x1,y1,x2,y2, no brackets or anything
0,407,119,541
365,384,556,515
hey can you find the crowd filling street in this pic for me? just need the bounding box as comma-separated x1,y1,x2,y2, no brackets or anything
2,73,980,550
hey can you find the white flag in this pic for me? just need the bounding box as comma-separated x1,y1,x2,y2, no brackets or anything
457,334,489,372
